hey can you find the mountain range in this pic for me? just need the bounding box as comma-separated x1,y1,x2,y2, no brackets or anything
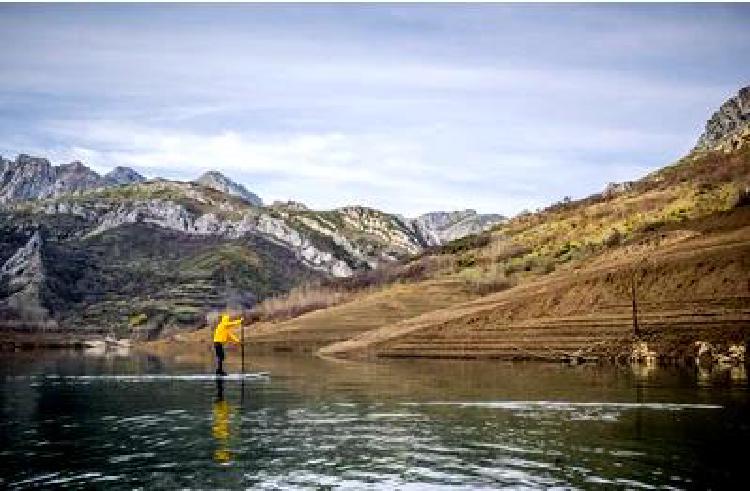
0,155,504,252
0,155,145,204
0,151,505,338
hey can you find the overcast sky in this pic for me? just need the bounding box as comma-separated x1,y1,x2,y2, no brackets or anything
1,4,748,216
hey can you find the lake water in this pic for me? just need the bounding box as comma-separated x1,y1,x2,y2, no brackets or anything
1,351,747,489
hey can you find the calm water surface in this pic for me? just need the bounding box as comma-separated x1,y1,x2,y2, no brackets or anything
1,351,748,489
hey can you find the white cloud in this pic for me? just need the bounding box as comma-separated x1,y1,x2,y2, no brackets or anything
1,4,747,216
33,120,451,213
27,116,676,217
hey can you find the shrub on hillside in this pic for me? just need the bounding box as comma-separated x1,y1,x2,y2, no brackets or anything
457,254,477,269
638,220,668,233
490,242,531,263
432,232,491,255
252,255,444,323
554,241,583,260
464,276,513,295
253,286,349,322
734,187,750,208
603,228,623,247
128,313,148,327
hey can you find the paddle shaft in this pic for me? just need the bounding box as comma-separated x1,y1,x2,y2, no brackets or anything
240,322,245,374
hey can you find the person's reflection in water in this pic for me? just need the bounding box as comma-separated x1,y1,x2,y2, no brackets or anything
212,377,234,465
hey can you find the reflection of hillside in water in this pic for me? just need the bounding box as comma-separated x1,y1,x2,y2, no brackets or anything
148,348,748,404
204,354,747,490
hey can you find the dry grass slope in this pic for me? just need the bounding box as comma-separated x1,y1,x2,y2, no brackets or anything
321,208,750,361
163,278,481,353
316,143,750,360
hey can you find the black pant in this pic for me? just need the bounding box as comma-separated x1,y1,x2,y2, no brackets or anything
214,342,225,373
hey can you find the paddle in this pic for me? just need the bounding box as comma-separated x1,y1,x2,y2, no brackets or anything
240,317,245,375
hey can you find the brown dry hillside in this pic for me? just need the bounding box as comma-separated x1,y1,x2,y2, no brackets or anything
312,134,750,361
158,278,482,353
320,208,750,361
160,207,750,362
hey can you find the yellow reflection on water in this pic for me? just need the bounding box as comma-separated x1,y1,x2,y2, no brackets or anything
212,379,234,465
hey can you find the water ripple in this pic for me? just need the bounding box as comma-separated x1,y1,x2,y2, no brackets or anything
402,401,722,410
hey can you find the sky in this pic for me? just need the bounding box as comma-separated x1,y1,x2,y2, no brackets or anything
0,4,748,217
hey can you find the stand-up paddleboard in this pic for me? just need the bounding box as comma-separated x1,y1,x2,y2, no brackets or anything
32,372,270,382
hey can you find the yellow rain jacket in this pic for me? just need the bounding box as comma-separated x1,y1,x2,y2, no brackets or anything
213,315,242,343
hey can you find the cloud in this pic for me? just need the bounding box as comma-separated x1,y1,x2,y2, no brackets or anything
26,120,441,212
0,4,748,216
19,117,671,217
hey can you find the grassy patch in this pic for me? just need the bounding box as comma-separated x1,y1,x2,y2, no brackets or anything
431,232,492,255
128,313,148,327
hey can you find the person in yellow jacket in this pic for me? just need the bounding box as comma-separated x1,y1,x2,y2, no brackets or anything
213,314,242,376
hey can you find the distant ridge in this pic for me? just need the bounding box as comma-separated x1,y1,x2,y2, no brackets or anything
0,154,144,203
103,166,146,186
194,170,263,206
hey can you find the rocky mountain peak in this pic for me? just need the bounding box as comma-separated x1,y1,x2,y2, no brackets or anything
58,160,88,171
0,154,56,203
103,166,146,186
694,86,750,152
54,160,102,195
0,155,149,203
194,170,263,206
411,210,506,246
16,154,52,167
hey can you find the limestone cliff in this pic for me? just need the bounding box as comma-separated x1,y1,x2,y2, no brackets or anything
694,86,750,152
410,210,506,246
0,231,50,324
